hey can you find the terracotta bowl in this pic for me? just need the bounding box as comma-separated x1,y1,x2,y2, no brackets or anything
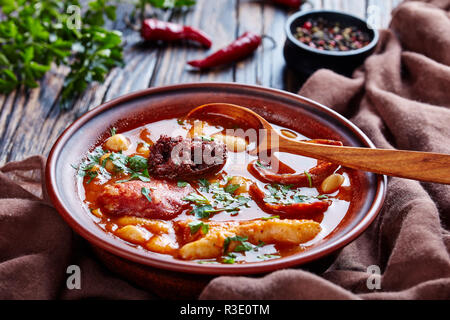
46,83,386,297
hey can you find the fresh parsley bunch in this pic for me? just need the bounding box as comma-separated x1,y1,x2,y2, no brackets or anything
0,0,124,107
142,0,196,8
0,0,196,108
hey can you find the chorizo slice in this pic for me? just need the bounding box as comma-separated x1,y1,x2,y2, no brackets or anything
248,139,343,187
249,183,330,220
98,180,194,220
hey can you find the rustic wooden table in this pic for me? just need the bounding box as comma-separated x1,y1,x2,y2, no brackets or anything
0,0,401,164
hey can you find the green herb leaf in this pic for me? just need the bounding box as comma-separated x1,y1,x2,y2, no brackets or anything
200,136,214,141
197,260,219,264
223,235,249,254
141,187,152,202
192,205,214,219
177,181,188,188
261,215,280,220
255,160,267,169
304,170,313,188
145,0,197,9
222,253,237,264
110,127,117,136
198,179,210,191
224,183,240,194
188,221,209,235
183,193,209,205
128,155,148,172
257,254,281,260
262,183,326,205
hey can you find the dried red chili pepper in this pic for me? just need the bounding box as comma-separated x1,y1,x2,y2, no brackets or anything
141,19,212,48
271,0,303,8
187,31,262,69
248,139,343,187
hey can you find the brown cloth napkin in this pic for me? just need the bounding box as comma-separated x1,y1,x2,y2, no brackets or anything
1,0,449,300
0,157,154,299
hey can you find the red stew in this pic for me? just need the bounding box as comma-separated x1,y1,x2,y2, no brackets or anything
75,115,355,264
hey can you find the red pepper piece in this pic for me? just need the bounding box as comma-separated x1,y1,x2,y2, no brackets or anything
248,139,343,187
249,183,330,220
271,0,302,8
187,32,262,69
141,19,212,48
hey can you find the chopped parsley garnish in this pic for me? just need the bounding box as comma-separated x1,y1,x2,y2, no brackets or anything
110,127,117,136
209,182,250,210
222,253,237,264
177,181,188,188
188,221,209,235
73,147,152,185
198,179,210,191
220,238,266,263
192,205,215,219
72,147,110,184
141,187,152,203
224,184,240,194
304,170,313,188
103,152,128,172
223,235,261,254
257,254,281,260
197,260,219,264
200,136,214,141
261,215,280,220
255,160,267,169
263,183,328,205
183,193,209,205
183,181,251,218
127,155,148,172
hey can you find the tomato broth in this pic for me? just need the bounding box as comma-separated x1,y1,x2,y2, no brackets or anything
76,116,355,264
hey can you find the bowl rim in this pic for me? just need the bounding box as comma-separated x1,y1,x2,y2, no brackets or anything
46,82,386,275
285,9,380,57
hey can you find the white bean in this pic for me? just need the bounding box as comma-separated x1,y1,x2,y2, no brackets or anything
213,133,247,152
321,173,345,193
105,134,130,152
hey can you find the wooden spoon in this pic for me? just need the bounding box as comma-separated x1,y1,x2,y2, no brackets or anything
187,103,450,184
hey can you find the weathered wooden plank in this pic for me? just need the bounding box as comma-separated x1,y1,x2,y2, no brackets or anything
261,3,291,89
234,0,298,90
367,0,392,29
322,0,342,10
307,0,324,10
341,0,366,19
0,75,64,164
0,2,159,164
102,6,170,102
150,0,238,86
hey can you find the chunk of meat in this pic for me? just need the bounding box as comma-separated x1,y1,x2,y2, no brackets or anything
98,180,194,220
148,135,227,179
175,218,321,260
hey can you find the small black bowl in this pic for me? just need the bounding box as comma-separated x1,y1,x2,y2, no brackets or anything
283,10,379,79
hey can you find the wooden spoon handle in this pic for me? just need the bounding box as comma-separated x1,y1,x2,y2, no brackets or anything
278,139,450,184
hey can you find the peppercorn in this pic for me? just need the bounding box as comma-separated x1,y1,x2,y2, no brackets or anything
294,17,371,52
